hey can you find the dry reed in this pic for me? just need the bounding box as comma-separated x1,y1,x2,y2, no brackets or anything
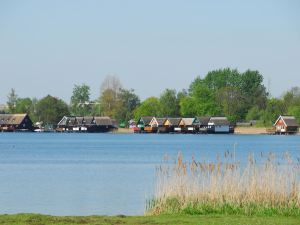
146,151,300,216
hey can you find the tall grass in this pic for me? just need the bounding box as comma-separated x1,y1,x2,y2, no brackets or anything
146,151,300,216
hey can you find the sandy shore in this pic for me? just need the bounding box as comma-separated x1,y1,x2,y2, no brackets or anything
234,127,269,134
113,128,134,133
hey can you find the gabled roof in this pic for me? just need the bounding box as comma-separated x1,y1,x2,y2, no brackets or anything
150,117,166,126
138,116,153,126
57,116,69,126
274,115,299,127
208,117,230,126
68,117,76,125
83,116,94,125
0,114,12,125
166,118,182,126
181,118,199,126
94,117,113,126
75,117,84,126
156,118,167,126
0,114,29,125
197,116,211,126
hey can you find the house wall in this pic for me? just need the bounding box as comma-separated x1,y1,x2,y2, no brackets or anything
214,125,229,133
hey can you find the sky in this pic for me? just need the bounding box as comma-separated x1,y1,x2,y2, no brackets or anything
0,0,300,104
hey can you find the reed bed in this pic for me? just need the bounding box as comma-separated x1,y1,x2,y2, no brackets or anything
146,151,300,216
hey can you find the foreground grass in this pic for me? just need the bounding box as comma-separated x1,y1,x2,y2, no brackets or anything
0,214,300,225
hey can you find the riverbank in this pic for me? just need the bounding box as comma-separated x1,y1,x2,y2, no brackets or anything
234,126,269,134
114,127,299,135
0,214,299,225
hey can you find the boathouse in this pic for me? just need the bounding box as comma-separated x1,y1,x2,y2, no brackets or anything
207,117,230,133
0,113,34,132
180,118,200,133
163,118,182,133
136,116,153,132
274,115,299,134
197,116,211,133
57,116,114,132
149,117,167,133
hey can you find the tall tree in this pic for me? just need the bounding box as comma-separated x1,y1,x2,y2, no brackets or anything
15,98,33,114
261,98,285,126
134,97,160,120
240,70,268,109
215,86,246,122
115,88,140,123
7,88,18,113
99,75,122,117
70,84,91,116
159,89,180,117
180,77,220,116
35,95,70,125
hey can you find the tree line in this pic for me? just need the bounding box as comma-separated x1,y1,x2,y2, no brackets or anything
4,68,300,126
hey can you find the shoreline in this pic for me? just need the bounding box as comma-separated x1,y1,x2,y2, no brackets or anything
114,127,299,135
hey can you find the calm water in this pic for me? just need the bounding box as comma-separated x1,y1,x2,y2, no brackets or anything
0,133,300,216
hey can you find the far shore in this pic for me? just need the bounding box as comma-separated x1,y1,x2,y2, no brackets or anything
114,127,299,135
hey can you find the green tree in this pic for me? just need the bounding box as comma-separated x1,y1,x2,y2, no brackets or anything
180,96,197,117
246,106,262,121
261,98,285,126
100,89,119,117
288,106,300,124
70,84,91,116
159,89,180,117
215,86,246,122
240,70,268,109
7,88,18,113
115,88,140,123
35,95,70,125
15,98,33,114
204,68,241,90
99,75,122,117
134,97,160,120
282,87,300,112
181,77,220,116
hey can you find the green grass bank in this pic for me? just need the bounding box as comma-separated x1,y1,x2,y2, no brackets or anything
0,214,300,225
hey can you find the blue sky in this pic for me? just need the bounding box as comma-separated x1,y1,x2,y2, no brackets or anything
0,0,299,103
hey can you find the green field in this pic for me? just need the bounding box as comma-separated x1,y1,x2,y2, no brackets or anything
0,214,299,225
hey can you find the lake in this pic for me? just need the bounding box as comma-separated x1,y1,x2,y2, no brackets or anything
0,133,300,216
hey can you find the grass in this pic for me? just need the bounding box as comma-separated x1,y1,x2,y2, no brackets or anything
0,213,300,225
146,151,300,217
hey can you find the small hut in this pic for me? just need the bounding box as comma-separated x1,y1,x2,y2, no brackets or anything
274,115,299,134
207,117,230,133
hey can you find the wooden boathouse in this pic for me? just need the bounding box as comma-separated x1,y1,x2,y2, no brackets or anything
163,118,182,133
149,117,167,133
180,118,200,133
0,114,34,132
274,115,299,134
207,117,231,133
136,116,153,133
57,116,115,132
